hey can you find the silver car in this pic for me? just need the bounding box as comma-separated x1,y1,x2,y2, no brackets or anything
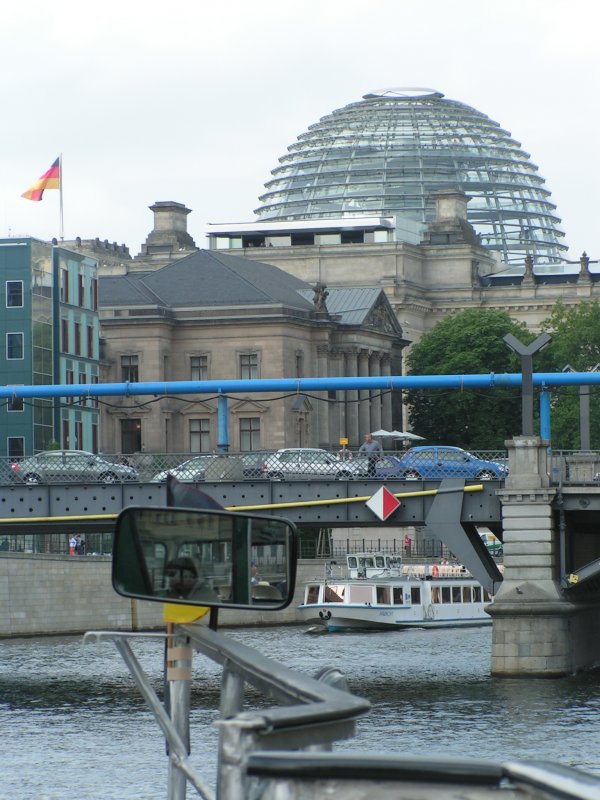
263,448,356,480
10,450,139,484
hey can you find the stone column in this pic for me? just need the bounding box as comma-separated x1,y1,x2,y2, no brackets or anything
316,344,330,448
369,352,382,433
358,349,370,439
381,353,393,432
489,436,600,676
345,349,359,448
328,349,344,448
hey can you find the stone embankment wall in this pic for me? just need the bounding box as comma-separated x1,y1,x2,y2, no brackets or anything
0,553,326,637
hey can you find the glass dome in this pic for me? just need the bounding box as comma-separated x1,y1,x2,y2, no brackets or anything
255,89,567,265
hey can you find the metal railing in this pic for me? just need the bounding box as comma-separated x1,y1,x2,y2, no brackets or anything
84,625,600,800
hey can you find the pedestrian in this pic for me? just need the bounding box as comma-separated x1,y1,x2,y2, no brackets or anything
359,433,382,477
69,535,77,556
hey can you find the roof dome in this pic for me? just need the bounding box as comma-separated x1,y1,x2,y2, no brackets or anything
255,89,566,265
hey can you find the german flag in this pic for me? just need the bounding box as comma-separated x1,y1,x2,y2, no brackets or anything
21,157,61,201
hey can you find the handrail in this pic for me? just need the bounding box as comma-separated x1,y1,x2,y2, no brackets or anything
84,624,370,799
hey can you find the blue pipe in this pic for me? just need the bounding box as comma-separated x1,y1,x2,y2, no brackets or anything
539,390,551,441
3,372,600,399
217,396,229,452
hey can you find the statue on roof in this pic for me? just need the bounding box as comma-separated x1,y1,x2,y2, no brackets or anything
312,282,329,312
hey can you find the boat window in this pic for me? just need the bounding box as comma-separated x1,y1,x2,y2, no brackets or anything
484,589,492,602
375,556,385,568
462,586,472,603
359,557,375,569
376,586,390,604
350,585,373,604
325,584,346,602
306,585,319,604
348,556,358,569
452,586,462,603
441,586,451,603
410,587,421,604
473,586,482,602
431,586,441,603
393,586,403,604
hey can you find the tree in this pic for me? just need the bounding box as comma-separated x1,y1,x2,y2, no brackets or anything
404,309,532,449
539,301,600,449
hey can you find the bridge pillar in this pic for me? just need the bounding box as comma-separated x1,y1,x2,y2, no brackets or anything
490,436,600,676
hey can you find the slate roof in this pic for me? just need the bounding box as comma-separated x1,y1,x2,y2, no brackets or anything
299,286,403,332
99,249,314,312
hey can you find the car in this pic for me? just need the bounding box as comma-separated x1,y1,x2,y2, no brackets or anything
350,454,407,479
393,446,508,481
10,450,139,484
151,454,227,483
263,448,356,480
240,452,271,479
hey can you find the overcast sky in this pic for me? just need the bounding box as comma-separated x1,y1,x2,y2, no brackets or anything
1,0,598,262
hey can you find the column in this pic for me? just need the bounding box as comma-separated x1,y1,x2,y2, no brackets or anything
345,349,359,448
369,352,382,433
381,353,393,433
328,349,344,448
358,349,370,439
316,344,330,448
489,436,600,676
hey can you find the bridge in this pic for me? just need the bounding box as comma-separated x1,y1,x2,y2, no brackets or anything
2,371,600,677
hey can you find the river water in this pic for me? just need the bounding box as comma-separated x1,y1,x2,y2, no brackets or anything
2,624,600,799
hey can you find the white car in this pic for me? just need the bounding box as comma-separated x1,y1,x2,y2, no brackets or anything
262,448,356,480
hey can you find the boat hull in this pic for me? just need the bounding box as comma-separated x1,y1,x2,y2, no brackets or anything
299,603,491,631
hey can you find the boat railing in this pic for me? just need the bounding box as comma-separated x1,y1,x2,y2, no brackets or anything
84,624,370,800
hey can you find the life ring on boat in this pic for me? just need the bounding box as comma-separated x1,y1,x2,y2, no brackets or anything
431,565,440,578
319,610,332,621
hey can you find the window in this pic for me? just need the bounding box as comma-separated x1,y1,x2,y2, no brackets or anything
62,419,70,448
189,419,210,452
121,418,141,454
7,437,24,458
75,421,83,450
92,423,98,453
121,355,139,382
61,319,69,352
87,325,94,358
91,278,98,310
393,587,404,604
240,352,258,380
66,369,74,404
6,333,24,360
410,587,421,604
74,322,81,355
7,390,23,412
6,281,23,308
376,586,390,604
190,355,208,381
61,268,69,302
239,417,260,451
78,274,85,306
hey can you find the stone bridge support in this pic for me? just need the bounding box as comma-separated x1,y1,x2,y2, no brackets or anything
490,436,600,676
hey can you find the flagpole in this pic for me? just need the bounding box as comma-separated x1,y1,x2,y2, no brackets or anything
59,153,64,240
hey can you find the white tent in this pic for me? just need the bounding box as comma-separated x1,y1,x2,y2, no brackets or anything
390,430,425,441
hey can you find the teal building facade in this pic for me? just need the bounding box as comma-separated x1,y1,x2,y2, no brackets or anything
0,238,100,457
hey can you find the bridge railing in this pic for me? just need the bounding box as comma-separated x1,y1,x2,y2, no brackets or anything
549,451,600,486
0,447,509,486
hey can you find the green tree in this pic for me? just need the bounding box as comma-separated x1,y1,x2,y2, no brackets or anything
539,300,600,449
404,309,532,449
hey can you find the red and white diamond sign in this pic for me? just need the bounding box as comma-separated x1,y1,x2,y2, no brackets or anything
366,486,401,521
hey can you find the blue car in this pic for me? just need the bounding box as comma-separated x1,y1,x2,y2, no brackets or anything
393,446,508,481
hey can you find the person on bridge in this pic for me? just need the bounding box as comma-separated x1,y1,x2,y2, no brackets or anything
359,433,382,477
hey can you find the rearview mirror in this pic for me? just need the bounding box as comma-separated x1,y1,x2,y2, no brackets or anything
112,506,297,611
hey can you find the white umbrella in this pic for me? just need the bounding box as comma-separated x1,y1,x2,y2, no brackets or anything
370,429,392,437
390,430,425,441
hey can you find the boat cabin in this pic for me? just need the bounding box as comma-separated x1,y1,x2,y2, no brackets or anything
347,552,402,579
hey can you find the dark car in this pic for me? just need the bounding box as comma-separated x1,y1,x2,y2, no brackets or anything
10,450,139,484
394,446,508,480
351,454,407,479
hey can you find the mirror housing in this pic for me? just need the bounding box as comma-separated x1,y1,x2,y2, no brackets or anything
112,506,297,611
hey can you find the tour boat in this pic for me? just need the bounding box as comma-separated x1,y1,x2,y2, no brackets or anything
298,552,493,631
